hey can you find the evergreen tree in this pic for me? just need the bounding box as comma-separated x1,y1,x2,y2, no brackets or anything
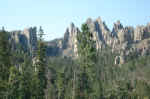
56,72,65,99
0,30,11,81
77,24,97,99
31,72,41,99
8,66,20,99
18,57,33,99
0,30,11,98
32,26,47,99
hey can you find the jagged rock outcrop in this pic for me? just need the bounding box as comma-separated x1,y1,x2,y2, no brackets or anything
10,27,37,56
86,17,103,49
47,23,80,57
61,23,79,57
85,17,113,49
112,21,123,37
117,26,134,44
23,27,37,55
47,17,150,65
134,24,150,42
134,26,145,41
7,17,150,65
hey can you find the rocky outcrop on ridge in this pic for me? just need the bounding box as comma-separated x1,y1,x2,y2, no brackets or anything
10,27,38,56
6,17,150,64
47,17,150,64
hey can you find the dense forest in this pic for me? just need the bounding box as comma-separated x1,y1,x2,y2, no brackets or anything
0,24,150,99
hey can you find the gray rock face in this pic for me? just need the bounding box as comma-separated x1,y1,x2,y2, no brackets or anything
57,23,79,57
112,21,123,37
10,31,28,51
134,26,145,41
86,17,112,49
8,17,150,64
47,17,150,64
23,27,37,55
117,26,134,44
134,24,150,42
46,17,150,64
10,27,37,55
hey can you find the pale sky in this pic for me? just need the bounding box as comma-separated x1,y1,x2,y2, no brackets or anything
0,0,150,41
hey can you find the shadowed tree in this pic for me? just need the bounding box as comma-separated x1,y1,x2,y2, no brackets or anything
0,29,11,98
32,26,47,99
77,23,97,99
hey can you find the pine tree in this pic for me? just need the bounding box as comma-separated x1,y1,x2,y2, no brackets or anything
0,30,11,81
8,66,20,99
56,72,65,99
0,30,11,98
32,26,47,99
31,72,41,99
18,57,33,99
77,24,97,99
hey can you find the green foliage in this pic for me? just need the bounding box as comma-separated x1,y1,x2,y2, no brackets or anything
56,72,65,99
8,66,20,98
0,30,11,81
18,58,33,99
76,23,97,99
0,30,11,98
77,24,97,64
1,27,150,99
32,26,47,99
46,48,150,99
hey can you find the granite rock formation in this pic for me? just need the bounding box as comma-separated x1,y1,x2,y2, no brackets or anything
47,17,150,64
6,17,150,64
10,27,37,56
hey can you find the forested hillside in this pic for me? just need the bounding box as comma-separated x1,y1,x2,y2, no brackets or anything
0,23,150,99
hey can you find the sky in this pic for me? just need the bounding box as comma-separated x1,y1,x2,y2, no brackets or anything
0,0,150,41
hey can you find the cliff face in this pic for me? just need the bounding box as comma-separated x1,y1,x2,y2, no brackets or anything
8,17,150,64
10,27,38,56
59,23,79,57
47,17,150,64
